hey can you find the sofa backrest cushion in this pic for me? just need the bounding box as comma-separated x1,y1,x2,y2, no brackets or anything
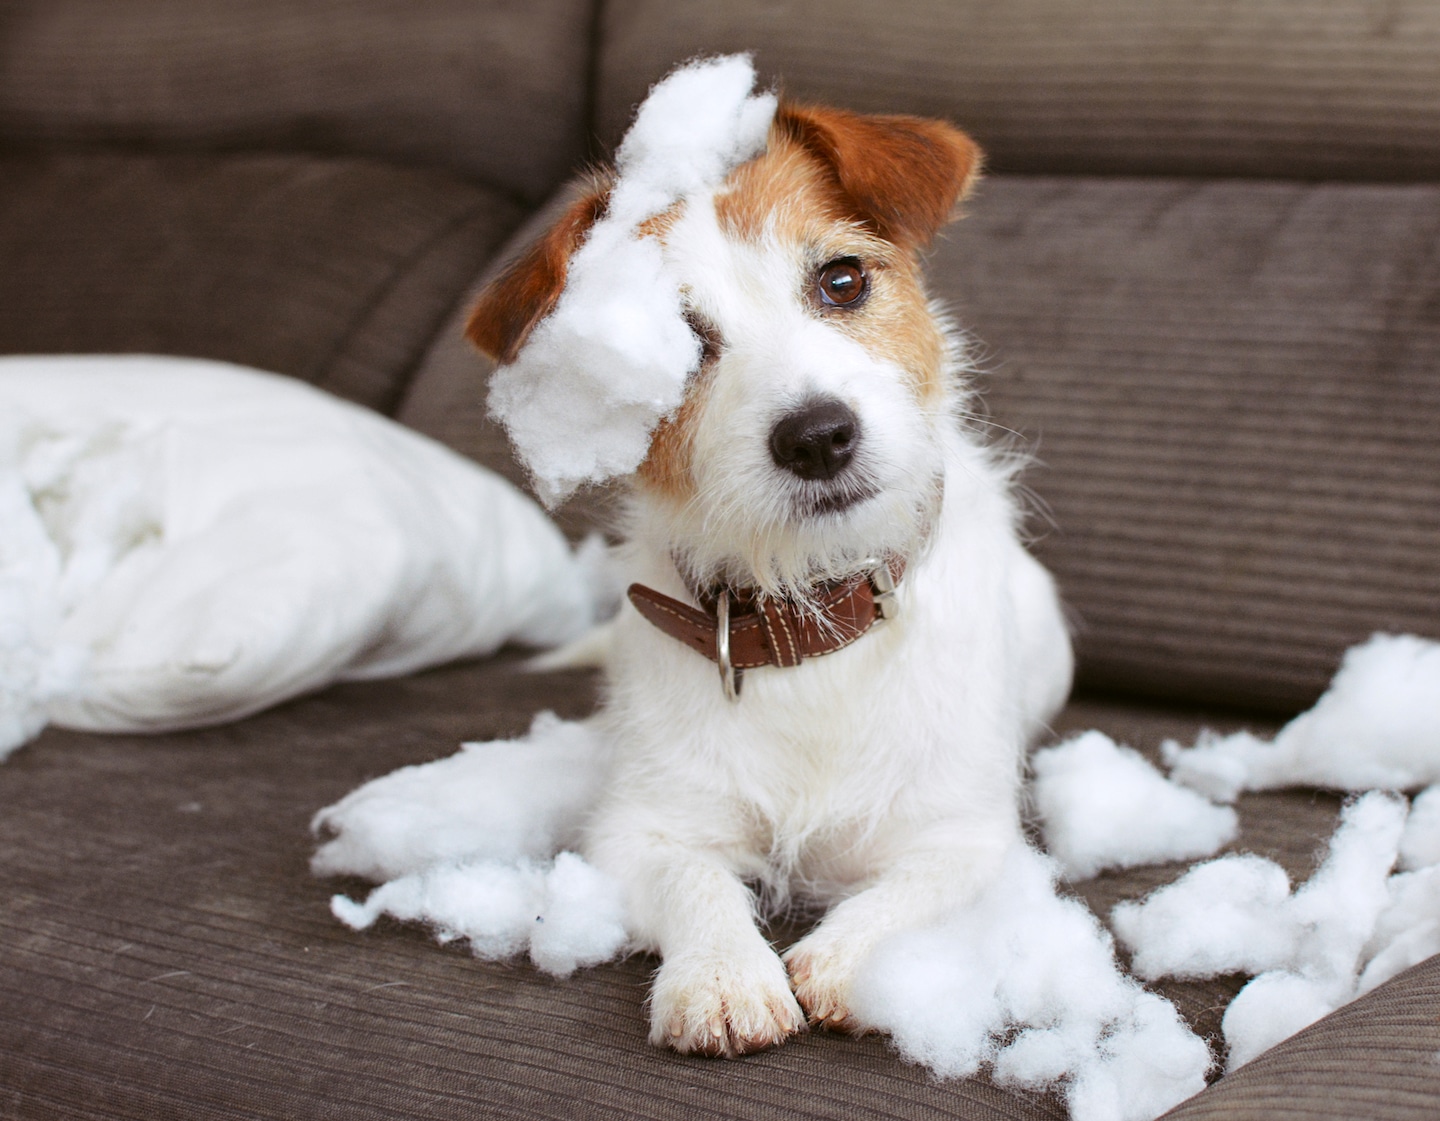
938,176,1440,714
0,153,521,413
0,0,592,204
595,0,1440,183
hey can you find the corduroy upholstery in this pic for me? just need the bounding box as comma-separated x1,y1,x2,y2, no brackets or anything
0,0,593,204
0,153,521,412
0,660,1352,1121
596,0,1440,183
939,176,1440,713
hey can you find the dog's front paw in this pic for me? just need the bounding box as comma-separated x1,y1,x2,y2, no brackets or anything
783,932,873,1033
649,947,805,1058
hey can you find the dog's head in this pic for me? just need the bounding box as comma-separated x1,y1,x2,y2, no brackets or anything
469,102,981,599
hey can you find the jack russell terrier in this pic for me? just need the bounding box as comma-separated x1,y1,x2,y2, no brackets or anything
466,95,1073,1058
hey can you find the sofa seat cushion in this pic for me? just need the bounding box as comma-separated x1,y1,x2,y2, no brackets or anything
0,152,520,414
3,656,1435,1121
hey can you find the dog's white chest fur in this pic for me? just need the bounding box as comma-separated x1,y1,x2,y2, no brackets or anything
593,428,1071,898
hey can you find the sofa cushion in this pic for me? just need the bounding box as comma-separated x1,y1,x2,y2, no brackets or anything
0,0,592,204
595,0,1440,182
1163,954,1440,1121
933,176,1440,713
0,153,520,414
2,660,1436,1120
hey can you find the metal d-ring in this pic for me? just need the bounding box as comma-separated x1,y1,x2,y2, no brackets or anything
716,589,740,702
865,558,899,620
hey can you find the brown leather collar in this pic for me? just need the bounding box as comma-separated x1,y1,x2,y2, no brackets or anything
626,557,904,699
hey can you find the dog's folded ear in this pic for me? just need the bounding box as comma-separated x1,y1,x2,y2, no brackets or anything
465,183,610,365
776,103,982,250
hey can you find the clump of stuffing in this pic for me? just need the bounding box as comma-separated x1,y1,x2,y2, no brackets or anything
0,356,595,755
1110,855,1297,982
331,852,627,979
851,844,1212,1121
1357,864,1440,995
318,713,627,977
1112,792,1409,1070
486,54,777,507
1398,784,1440,871
1032,731,1238,880
1165,634,1440,801
311,712,608,881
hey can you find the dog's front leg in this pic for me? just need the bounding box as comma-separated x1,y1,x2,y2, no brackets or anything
587,828,805,1057
784,828,1013,1031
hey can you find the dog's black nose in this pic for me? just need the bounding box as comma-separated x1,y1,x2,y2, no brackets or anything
769,399,861,480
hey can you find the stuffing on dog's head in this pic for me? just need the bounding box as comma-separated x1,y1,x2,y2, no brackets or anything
468,60,981,598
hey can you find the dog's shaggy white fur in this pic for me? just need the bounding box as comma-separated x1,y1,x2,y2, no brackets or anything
468,97,1073,1057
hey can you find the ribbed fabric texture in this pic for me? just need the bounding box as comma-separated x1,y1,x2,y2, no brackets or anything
0,0,593,203
597,0,1440,182
0,153,519,414
9,662,1421,1121
1164,956,1440,1120
0,657,1074,1121
935,176,1440,713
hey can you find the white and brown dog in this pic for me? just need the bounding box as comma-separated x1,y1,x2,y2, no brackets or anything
466,100,1073,1056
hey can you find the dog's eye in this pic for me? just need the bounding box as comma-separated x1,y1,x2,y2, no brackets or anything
817,258,866,308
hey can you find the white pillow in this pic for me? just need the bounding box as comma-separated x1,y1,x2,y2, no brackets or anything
0,355,594,755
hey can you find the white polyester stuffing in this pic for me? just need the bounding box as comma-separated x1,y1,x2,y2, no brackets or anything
1112,792,1409,1070
311,712,609,882
331,852,627,978
1110,855,1298,982
486,55,778,507
0,356,595,758
315,721,1214,1118
320,714,627,977
1165,634,1440,801
850,844,1212,1121
1032,731,1238,880
1357,865,1440,995
1398,784,1440,871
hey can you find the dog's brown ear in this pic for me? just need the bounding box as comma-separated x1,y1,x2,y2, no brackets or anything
776,103,981,249
465,184,609,364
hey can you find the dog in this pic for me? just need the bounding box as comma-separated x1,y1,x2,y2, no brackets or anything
465,99,1074,1057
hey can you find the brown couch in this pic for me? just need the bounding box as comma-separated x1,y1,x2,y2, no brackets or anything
3,3,1439,1118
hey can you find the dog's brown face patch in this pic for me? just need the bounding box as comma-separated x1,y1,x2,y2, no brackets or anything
638,111,978,502
636,105,982,506
715,123,953,405
637,373,709,497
